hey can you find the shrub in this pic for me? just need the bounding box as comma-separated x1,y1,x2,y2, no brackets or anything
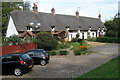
74,46,88,55
47,51,57,56
58,43,70,49
71,38,82,42
96,37,120,43
35,32,58,50
2,35,23,46
59,50,69,55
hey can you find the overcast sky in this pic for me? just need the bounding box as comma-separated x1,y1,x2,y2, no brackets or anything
25,0,119,22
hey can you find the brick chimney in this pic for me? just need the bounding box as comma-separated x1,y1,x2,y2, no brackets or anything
98,14,101,20
51,8,55,15
32,3,38,12
75,10,79,18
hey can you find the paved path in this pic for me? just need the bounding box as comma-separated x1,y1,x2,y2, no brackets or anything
1,42,119,79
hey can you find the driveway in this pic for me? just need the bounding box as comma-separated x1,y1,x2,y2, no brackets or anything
1,42,119,79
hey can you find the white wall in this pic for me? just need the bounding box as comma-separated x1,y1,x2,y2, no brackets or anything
6,16,18,37
69,30,98,41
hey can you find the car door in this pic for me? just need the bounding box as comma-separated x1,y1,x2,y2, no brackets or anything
2,56,12,73
26,51,37,63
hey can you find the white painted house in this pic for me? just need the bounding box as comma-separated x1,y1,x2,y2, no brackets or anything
6,5,106,41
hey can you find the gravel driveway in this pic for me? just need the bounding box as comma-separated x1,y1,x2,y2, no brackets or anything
1,43,119,79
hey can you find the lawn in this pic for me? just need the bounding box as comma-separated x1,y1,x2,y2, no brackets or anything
76,56,119,79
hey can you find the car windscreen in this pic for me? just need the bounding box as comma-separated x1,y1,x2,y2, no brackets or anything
21,54,31,60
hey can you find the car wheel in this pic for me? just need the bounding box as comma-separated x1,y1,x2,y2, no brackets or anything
14,68,22,76
40,60,46,66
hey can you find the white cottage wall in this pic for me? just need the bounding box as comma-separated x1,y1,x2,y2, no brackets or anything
6,16,18,37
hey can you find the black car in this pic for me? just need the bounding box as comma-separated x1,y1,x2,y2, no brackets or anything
25,49,50,66
0,53,34,76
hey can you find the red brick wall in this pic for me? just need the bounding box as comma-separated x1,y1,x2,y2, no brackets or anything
1,43,36,55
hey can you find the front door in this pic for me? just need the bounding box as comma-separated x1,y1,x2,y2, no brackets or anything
82,33,84,39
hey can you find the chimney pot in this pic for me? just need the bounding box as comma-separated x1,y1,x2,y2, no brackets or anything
75,10,79,18
51,8,55,15
32,3,38,12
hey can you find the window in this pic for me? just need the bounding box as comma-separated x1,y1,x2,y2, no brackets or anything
11,56,20,61
93,33,94,37
34,51,45,57
26,26,31,30
21,54,31,60
27,51,34,57
87,32,90,36
2,56,11,62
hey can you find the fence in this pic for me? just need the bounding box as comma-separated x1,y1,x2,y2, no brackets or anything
0,43,36,55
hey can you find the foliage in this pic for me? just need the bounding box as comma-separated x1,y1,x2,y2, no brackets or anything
47,51,58,56
76,56,119,79
58,42,70,49
2,35,23,46
71,34,82,42
59,50,69,55
47,50,69,56
35,32,58,51
71,38,82,42
76,34,79,38
96,37,120,43
104,17,120,38
2,2,31,37
74,46,88,55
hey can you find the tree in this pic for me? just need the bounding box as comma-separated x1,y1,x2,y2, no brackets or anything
104,16,119,38
35,32,58,51
2,2,31,37
3,35,22,45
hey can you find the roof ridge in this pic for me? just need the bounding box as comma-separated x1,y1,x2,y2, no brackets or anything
11,10,99,20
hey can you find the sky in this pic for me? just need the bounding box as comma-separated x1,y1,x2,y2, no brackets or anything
25,0,119,22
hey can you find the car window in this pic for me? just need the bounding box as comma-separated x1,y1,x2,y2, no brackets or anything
11,56,20,61
34,51,45,57
21,54,31,60
0,56,3,62
27,51,34,56
2,56,11,62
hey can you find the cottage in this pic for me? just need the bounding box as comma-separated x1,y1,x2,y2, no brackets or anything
6,4,106,41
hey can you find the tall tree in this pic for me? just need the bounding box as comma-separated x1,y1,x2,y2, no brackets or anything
2,1,31,37
104,15,120,38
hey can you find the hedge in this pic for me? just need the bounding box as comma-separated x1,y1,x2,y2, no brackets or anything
96,37,120,43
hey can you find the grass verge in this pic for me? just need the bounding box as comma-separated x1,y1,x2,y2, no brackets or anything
76,56,119,79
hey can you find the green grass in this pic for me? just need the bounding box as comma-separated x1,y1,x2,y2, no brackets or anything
68,42,80,47
76,56,119,79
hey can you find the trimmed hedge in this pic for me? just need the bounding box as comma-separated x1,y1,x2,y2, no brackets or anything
96,37,120,43
47,51,57,56
47,50,69,56
59,50,69,55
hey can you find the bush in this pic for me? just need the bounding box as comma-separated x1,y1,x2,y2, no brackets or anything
2,35,23,46
35,32,58,50
58,43,70,49
96,37,120,43
59,50,69,55
74,46,88,55
71,38,82,42
47,51,57,56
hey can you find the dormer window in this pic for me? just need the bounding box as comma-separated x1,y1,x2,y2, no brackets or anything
89,26,91,30
79,26,81,29
51,26,55,31
99,27,100,30
65,26,70,31
26,26,31,31
102,27,104,30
